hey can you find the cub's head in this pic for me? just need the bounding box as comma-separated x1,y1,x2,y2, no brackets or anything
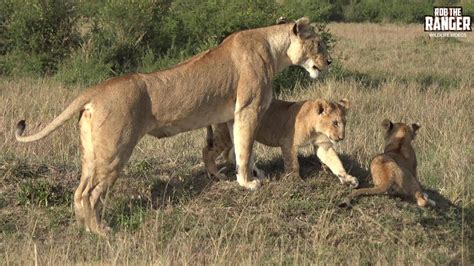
314,99,350,144
381,119,421,145
287,17,332,79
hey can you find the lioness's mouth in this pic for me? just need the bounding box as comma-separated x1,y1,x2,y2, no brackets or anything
312,65,321,71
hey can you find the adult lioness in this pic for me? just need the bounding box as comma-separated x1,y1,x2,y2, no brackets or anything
340,120,436,208
203,98,359,187
15,17,331,235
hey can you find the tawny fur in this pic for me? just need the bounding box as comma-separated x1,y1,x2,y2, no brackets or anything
203,98,359,187
341,120,436,208
15,18,331,235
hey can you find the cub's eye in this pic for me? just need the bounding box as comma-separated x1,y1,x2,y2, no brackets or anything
333,121,338,127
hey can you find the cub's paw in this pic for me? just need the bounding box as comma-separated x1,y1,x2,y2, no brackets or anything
206,166,229,181
282,172,302,181
211,173,228,181
253,167,266,180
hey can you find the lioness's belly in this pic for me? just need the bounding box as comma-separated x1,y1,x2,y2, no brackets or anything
148,98,235,138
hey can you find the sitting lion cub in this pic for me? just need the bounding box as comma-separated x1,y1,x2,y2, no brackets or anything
341,119,436,207
202,98,359,188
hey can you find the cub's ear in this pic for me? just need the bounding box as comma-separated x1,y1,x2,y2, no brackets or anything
381,119,393,131
276,16,290,25
292,17,315,39
316,100,328,115
411,123,421,132
338,98,350,110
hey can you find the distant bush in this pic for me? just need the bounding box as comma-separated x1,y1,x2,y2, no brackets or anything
54,50,112,86
1,0,80,76
1,0,471,87
342,0,433,23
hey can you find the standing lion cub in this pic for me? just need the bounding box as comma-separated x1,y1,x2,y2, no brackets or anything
203,98,359,187
341,119,436,207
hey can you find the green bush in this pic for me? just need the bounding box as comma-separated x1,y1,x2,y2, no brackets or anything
5,0,470,87
55,0,281,83
83,1,171,75
1,0,80,75
54,50,112,86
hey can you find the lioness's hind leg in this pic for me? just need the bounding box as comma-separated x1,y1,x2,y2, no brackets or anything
75,107,94,228
75,104,141,235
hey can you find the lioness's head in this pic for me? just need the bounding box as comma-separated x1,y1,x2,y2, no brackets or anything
314,99,350,144
381,119,421,145
287,17,332,79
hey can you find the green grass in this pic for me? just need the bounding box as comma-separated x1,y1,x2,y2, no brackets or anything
0,23,473,264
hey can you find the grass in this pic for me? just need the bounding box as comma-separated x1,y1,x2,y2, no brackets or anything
0,23,473,264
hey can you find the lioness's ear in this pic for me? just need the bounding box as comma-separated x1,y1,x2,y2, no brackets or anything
338,98,350,110
293,17,315,39
411,123,421,132
276,16,290,25
381,119,393,131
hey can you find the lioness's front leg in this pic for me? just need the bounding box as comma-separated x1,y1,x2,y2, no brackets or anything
314,144,359,188
233,113,262,190
232,86,271,189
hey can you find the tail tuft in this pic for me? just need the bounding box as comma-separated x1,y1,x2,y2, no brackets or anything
16,120,26,137
206,126,214,148
338,198,353,208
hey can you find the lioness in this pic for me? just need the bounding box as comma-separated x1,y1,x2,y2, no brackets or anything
340,120,436,207
15,17,331,235
203,98,359,187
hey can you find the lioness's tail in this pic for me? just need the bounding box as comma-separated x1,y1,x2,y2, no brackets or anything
206,126,214,148
340,182,391,207
15,90,95,142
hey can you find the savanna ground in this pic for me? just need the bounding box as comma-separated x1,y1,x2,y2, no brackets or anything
0,23,473,264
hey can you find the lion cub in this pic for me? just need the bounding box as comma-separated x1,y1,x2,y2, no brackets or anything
203,98,359,187
341,119,436,207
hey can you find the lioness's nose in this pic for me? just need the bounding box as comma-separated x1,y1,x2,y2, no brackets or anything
327,59,332,65
338,135,344,141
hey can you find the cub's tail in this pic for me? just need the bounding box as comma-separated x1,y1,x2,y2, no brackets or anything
339,182,391,208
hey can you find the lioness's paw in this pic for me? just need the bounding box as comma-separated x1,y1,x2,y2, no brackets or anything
96,225,112,237
237,175,262,190
86,223,111,237
340,174,359,188
248,179,262,190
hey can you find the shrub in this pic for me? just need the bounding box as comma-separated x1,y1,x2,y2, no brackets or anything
3,0,339,89
55,50,112,86
1,0,80,75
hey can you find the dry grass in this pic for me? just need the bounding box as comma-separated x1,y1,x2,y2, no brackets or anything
1,23,473,264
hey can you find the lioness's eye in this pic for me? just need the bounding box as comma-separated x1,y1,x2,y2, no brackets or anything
333,121,338,127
